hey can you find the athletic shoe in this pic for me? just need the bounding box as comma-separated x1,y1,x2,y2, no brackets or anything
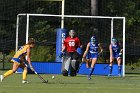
87,75,91,80
0,75,4,82
118,74,122,77
43,80,48,83
108,74,112,77
22,80,29,84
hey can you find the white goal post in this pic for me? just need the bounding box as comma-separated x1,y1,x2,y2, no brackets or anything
15,13,126,77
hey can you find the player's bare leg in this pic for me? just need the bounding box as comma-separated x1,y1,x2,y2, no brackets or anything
1,62,19,82
19,63,29,83
86,59,91,68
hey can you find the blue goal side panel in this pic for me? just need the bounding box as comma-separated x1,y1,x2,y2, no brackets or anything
55,28,67,62
17,62,62,74
17,62,122,76
78,64,122,76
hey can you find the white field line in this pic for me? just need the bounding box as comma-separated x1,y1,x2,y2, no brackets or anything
1,86,140,90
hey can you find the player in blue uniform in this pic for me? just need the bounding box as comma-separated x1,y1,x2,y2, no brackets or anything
83,36,103,80
108,38,123,76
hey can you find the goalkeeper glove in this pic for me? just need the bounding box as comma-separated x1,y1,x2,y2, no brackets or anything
59,52,64,58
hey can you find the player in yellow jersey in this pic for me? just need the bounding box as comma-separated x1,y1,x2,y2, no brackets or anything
0,38,35,83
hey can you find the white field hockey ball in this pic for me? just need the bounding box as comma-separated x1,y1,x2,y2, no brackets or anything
52,76,55,79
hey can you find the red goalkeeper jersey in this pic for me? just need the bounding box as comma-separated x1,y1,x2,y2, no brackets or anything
64,36,81,52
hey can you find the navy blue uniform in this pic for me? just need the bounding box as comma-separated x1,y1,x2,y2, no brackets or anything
88,42,99,59
86,52,90,59
111,44,121,59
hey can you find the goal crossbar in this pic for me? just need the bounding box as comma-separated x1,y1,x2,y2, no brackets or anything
17,13,125,19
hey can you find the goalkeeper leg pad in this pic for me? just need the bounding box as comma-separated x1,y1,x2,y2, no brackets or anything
70,70,77,76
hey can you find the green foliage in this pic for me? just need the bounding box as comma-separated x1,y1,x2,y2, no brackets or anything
29,7,56,43
0,52,13,63
0,0,140,64
101,0,140,44
0,46,56,62
31,46,56,62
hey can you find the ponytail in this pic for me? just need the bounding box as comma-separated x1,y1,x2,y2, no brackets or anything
27,38,35,45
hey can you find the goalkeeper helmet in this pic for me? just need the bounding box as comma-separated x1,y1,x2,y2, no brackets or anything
69,29,76,38
90,36,97,44
112,38,118,45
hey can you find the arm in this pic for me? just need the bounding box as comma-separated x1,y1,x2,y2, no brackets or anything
119,48,123,56
76,38,83,53
59,40,66,58
79,38,82,48
76,37,82,48
119,42,123,55
26,48,34,71
61,39,66,53
109,44,113,58
98,43,103,54
83,43,90,58
62,45,66,53
120,49,123,53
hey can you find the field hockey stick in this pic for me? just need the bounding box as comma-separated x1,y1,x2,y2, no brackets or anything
76,57,86,73
76,62,83,73
98,52,110,69
25,63,48,83
33,71,48,83
103,52,122,70
56,52,66,59
104,64,109,69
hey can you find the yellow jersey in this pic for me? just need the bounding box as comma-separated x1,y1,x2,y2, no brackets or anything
13,44,30,59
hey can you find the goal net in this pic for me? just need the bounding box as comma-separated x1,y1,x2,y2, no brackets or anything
16,13,125,76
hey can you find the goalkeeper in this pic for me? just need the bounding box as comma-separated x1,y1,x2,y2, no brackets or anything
108,38,123,76
60,29,82,76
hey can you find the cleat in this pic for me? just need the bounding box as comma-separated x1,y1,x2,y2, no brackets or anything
43,80,48,83
87,75,91,80
0,75,4,82
22,80,29,84
108,74,112,77
118,74,122,77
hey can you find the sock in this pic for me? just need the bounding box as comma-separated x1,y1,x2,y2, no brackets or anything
109,66,113,74
118,66,121,74
4,70,14,78
88,67,94,76
22,70,27,80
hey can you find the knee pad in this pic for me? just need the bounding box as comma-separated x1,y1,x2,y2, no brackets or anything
62,69,68,76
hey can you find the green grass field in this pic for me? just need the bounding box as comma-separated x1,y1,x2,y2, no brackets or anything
0,71,140,93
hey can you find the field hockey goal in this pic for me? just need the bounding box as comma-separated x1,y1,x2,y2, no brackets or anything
15,13,125,77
